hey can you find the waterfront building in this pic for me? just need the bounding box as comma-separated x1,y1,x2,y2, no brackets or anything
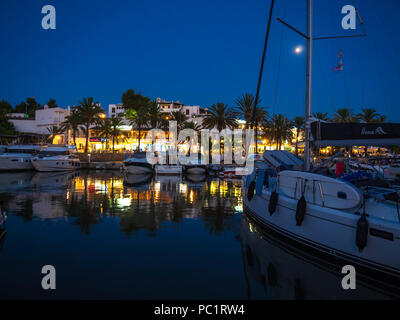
7,105,70,139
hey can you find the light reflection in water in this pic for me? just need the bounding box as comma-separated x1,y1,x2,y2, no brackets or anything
0,171,395,299
0,171,243,236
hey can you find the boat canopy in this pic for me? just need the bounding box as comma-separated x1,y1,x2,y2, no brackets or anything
5,145,43,153
311,122,400,147
262,150,303,170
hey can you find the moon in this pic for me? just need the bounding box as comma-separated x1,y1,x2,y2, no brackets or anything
294,46,303,54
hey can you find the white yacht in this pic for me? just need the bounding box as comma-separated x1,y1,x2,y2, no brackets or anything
244,0,400,282
0,145,42,170
245,155,400,280
123,152,154,174
182,154,207,175
31,145,81,172
155,164,183,175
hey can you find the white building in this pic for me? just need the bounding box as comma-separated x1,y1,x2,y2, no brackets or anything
108,103,125,118
8,105,70,135
182,105,207,126
108,99,207,126
156,98,207,126
156,98,184,113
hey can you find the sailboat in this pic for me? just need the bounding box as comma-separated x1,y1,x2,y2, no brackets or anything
244,0,400,283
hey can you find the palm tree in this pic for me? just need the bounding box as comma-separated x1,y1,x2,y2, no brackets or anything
293,116,304,156
128,106,149,152
182,121,202,142
376,115,387,123
171,110,188,131
331,108,357,123
75,97,104,152
147,101,163,128
93,117,112,151
183,121,202,131
234,93,256,127
109,116,128,153
357,108,381,123
234,93,268,153
202,103,238,132
60,108,82,147
46,125,62,143
263,114,293,150
312,112,330,122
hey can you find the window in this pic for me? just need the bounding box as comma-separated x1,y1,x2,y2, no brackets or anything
112,107,115,113
186,110,189,115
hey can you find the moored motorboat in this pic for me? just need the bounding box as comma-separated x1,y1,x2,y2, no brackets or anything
31,145,81,172
218,167,241,180
123,152,154,174
123,172,153,187
155,164,182,175
0,145,42,171
182,154,207,175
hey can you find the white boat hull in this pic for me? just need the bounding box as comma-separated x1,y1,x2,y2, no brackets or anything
244,187,400,278
0,156,35,170
32,159,80,172
241,217,397,298
185,166,207,175
155,165,182,175
125,165,153,174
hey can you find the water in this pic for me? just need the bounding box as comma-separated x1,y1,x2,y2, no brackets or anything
0,171,394,299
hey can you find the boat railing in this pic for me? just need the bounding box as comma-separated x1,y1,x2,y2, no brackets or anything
292,176,325,207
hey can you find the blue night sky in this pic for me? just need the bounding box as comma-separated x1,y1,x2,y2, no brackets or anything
0,0,399,120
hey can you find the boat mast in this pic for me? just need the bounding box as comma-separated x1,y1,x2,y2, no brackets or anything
304,0,313,171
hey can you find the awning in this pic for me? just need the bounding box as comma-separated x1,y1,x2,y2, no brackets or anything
311,122,400,147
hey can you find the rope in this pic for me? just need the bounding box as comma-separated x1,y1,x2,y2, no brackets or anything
251,0,275,129
272,0,286,116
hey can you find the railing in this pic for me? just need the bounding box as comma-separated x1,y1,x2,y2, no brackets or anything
290,177,325,207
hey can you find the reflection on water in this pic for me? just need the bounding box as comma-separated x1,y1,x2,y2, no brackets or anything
0,171,243,236
240,214,395,300
0,171,246,299
0,171,394,299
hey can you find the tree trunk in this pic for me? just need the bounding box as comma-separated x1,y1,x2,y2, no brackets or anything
138,127,141,152
85,123,89,153
73,131,77,148
112,136,115,153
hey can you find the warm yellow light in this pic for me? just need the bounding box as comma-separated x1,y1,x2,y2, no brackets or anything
99,113,106,118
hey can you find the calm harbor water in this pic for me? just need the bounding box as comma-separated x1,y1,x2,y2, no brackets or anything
0,171,393,299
